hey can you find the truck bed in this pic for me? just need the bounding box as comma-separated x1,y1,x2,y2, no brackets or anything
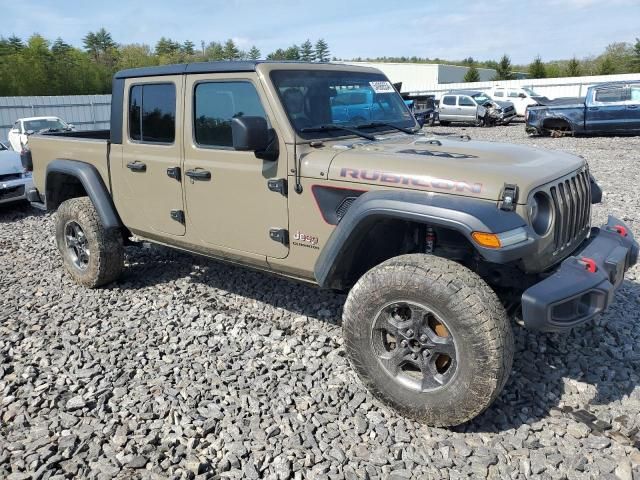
29,131,112,196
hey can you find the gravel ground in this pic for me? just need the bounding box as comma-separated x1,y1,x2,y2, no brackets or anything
2,124,640,479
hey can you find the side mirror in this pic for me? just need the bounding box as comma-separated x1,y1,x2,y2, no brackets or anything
519,93,527,98
67,124,75,130
231,116,269,152
26,130,35,135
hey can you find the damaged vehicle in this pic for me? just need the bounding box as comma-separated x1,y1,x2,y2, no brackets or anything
438,90,516,126
526,81,640,137
25,61,638,426
7,116,75,152
0,141,33,205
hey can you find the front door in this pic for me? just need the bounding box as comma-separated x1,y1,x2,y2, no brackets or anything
458,96,478,122
182,74,289,259
120,76,185,236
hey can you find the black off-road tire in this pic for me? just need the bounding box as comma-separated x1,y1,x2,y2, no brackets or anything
55,197,124,288
438,120,451,126
343,254,514,427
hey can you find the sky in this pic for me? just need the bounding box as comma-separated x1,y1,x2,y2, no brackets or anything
2,0,639,64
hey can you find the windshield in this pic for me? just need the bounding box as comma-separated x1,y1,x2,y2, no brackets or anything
472,94,492,104
271,70,416,138
24,118,68,132
522,87,541,97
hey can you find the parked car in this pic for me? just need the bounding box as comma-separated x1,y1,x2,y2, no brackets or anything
7,116,74,152
0,141,33,205
485,86,543,116
403,95,438,127
25,61,637,427
329,87,409,126
438,90,516,126
526,82,640,137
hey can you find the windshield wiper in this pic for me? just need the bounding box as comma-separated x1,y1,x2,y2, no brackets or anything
300,124,376,141
356,121,418,135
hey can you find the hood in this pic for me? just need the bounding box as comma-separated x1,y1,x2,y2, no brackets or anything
0,150,24,175
494,100,514,109
323,134,585,202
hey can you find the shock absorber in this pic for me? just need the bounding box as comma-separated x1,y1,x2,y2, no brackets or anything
425,226,436,254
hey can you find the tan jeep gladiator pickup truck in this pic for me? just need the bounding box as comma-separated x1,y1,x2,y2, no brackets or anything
23,61,638,426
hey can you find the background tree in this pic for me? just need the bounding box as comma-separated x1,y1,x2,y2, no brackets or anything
284,45,300,60
223,39,240,60
632,38,640,70
205,41,225,61
462,57,475,66
463,65,480,82
528,56,546,78
565,57,581,77
315,39,330,62
494,54,514,80
300,39,315,61
267,48,287,60
181,40,196,56
598,56,615,75
248,45,260,60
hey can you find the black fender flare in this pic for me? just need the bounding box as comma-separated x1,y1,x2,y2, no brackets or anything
314,189,536,288
45,159,122,229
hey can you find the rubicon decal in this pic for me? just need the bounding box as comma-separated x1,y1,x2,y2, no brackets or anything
340,168,482,194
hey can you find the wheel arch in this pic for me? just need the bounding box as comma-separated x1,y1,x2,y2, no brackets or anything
314,190,533,290
46,159,122,230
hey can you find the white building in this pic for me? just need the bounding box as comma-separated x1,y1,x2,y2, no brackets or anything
341,62,497,93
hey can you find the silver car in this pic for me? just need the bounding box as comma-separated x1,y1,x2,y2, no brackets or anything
438,90,516,126
0,142,33,205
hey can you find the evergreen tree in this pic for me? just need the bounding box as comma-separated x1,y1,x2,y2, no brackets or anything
284,45,300,60
494,54,514,80
598,56,615,75
205,42,225,61
248,46,260,60
462,56,475,66
267,48,287,60
182,40,196,56
463,65,480,82
223,39,240,60
632,38,640,70
565,57,581,77
155,37,180,56
300,39,315,61
528,56,546,78
314,39,330,62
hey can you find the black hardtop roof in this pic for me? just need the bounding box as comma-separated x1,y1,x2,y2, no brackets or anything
114,60,352,79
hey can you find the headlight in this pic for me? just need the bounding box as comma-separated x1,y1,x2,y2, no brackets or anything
529,192,553,235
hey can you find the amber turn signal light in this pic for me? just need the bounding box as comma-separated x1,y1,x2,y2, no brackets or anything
471,232,501,249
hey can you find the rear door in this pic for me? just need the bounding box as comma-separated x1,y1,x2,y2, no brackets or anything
586,85,630,133
457,96,478,122
119,76,186,236
439,95,457,120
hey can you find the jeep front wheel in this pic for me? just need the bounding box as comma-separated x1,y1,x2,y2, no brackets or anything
55,197,124,288
342,254,513,426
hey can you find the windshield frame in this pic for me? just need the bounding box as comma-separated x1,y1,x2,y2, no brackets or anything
270,69,417,140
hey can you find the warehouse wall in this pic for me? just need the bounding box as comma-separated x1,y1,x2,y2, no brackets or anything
0,95,111,144
436,65,496,84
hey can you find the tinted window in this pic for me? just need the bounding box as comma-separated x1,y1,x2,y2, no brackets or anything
494,91,504,97
194,82,267,148
442,96,456,105
508,90,520,98
129,83,176,143
594,87,628,103
459,96,475,107
629,85,640,102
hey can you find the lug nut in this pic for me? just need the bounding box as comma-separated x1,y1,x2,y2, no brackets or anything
412,353,418,360
423,350,431,357
400,340,408,348
406,329,414,337
420,334,428,342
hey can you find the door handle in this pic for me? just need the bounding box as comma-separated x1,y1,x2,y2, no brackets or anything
126,161,146,172
185,168,211,180
588,107,599,111
628,105,638,109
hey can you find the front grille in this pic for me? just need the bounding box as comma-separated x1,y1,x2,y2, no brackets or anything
548,170,591,255
504,106,514,113
0,173,21,182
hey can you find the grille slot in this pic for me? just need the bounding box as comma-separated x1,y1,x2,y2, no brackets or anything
547,170,591,254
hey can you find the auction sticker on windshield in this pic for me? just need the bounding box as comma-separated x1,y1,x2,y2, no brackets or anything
369,81,395,93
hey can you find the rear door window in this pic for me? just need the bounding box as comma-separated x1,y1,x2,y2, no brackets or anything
129,83,176,143
594,87,629,103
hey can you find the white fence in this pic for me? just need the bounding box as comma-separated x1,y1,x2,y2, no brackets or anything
404,73,640,100
0,95,111,143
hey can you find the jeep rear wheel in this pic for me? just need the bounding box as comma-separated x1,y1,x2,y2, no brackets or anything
342,254,513,426
55,197,124,288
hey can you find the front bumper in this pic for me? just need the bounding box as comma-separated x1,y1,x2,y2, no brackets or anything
522,216,638,332
0,175,33,205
